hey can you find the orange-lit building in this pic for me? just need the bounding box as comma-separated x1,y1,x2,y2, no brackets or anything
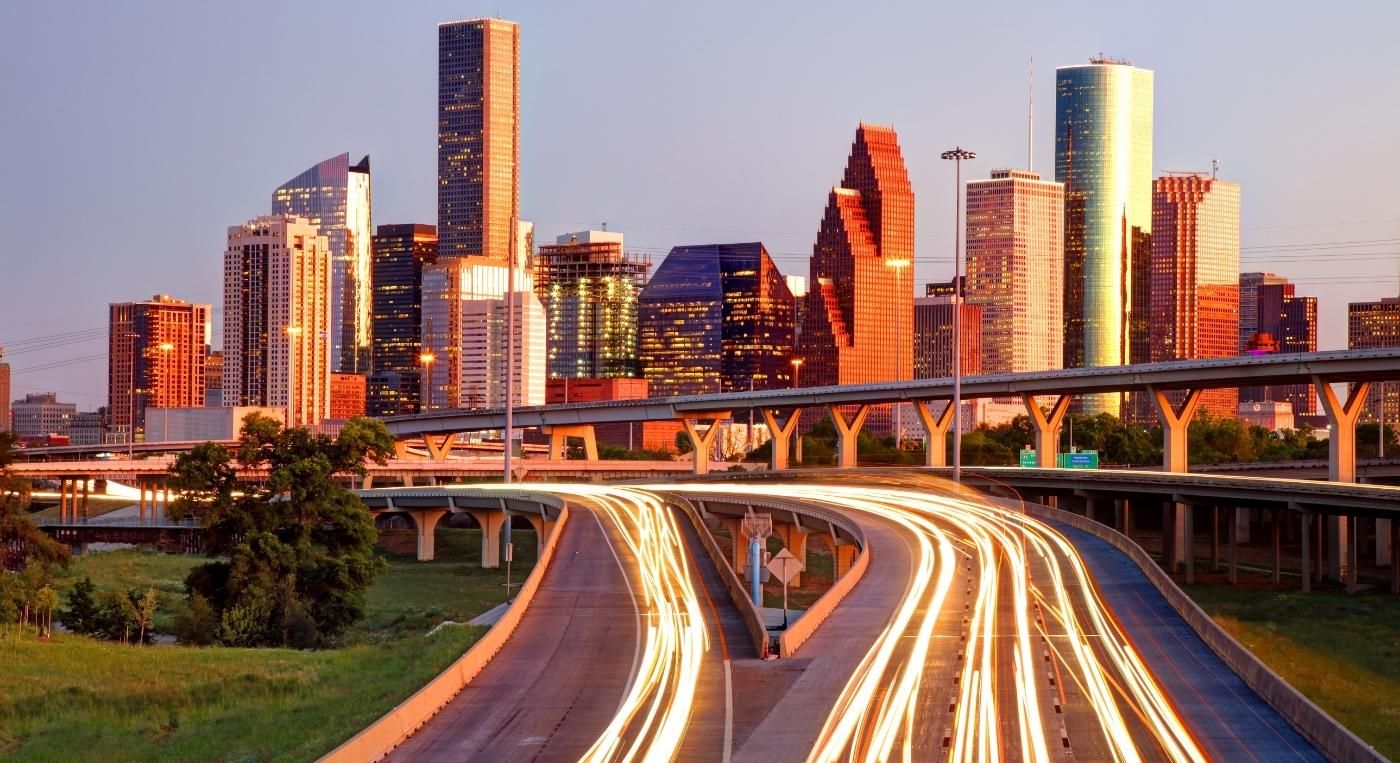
1149,174,1240,418
1241,274,1317,415
329,373,367,419
108,295,211,442
914,293,983,379
542,376,676,452
799,124,915,420
1348,296,1400,424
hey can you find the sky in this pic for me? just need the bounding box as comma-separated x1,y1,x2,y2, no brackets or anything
2,0,1398,409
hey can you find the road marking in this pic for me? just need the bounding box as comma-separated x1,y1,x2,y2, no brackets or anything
589,504,643,716
723,659,733,763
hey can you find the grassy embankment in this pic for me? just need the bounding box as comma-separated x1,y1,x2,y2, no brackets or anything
1,527,536,762
1185,583,1400,760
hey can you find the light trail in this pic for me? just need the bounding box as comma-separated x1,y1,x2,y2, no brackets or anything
657,483,1208,763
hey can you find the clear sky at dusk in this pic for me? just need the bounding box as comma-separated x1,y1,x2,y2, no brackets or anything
2,0,1398,408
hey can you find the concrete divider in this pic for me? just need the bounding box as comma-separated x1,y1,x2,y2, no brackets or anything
1031,504,1386,763
670,495,771,658
778,531,870,659
319,505,573,763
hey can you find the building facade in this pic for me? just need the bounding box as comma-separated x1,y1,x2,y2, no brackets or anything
222,216,333,428
1348,296,1400,424
1056,59,1154,416
329,373,367,420
204,350,223,407
799,124,915,395
1149,174,1241,417
369,223,437,416
1239,272,1290,352
1240,273,1318,414
272,153,372,374
535,230,650,380
914,295,983,379
438,18,519,262
108,295,211,443
639,243,795,398
965,168,1064,374
11,393,75,441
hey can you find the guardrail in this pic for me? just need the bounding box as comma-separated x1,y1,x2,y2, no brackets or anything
668,494,771,659
319,504,573,763
1032,504,1386,763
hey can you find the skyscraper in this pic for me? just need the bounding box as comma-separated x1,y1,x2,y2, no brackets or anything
108,295,211,443
223,216,333,427
272,153,372,373
799,124,915,396
639,243,795,398
1348,296,1400,423
438,18,519,262
535,230,650,379
1056,59,1154,416
1150,174,1241,417
965,169,1064,374
1239,271,1290,352
368,223,437,416
1240,273,1318,414
914,295,983,379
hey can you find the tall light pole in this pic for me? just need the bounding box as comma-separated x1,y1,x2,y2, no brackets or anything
157,342,174,442
504,217,519,484
886,258,912,449
790,358,804,464
941,147,975,482
285,326,302,428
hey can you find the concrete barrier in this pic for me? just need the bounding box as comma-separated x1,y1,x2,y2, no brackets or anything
319,504,573,763
670,495,771,658
1031,504,1386,763
778,530,869,659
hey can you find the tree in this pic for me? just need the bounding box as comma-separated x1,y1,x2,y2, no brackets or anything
136,587,158,645
34,585,58,639
99,589,141,644
63,576,100,635
0,431,70,572
171,593,217,646
168,414,392,647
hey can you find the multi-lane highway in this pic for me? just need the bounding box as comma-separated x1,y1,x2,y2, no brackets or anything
377,480,1329,762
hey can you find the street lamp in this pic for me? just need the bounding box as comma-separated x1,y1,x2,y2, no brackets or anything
940,146,976,483
790,358,805,463
886,258,912,450
285,326,303,428
419,351,435,414
157,343,174,443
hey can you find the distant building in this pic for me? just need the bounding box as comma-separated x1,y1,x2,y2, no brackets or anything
1240,273,1318,414
329,373,367,420
223,216,333,427
204,350,223,407
965,168,1064,374
108,295,211,443
1348,296,1400,424
639,243,794,398
535,230,650,379
1238,401,1295,432
800,125,914,397
1057,58,1154,416
11,393,75,441
1239,272,1290,352
0,348,9,432
914,295,982,379
1150,174,1241,418
272,153,373,373
544,377,669,450
146,406,284,443
69,411,104,446
369,223,437,416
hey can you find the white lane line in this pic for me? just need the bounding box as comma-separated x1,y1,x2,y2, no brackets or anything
590,504,643,717
723,659,734,763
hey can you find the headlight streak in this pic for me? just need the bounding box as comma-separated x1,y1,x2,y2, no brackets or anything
655,483,1206,763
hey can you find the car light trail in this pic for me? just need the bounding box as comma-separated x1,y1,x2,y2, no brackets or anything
658,483,1207,763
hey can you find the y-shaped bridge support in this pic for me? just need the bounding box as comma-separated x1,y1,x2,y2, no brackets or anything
1315,377,1372,581
681,413,731,475
1022,394,1071,468
914,400,954,467
760,408,802,471
829,404,871,469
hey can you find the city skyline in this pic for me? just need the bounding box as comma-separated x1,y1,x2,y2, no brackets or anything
3,2,1400,407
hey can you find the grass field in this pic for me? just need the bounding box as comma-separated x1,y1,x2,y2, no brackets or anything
2,527,537,761
1185,583,1400,759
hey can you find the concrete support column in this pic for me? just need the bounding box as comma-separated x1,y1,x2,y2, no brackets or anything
828,405,871,469
1228,507,1239,585
760,409,803,471
680,415,729,476
57,480,68,523
1315,378,1372,580
469,510,505,568
1376,518,1392,567
1347,517,1359,594
724,518,750,574
393,440,411,460
1300,510,1312,593
80,479,90,522
361,474,374,490
773,522,809,587
1165,499,1187,571
1390,518,1400,595
1184,502,1195,583
913,400,954,468
1272,508,1282,585
409,509,449,562
421,432,456,461
832,540,857,578
1022,394,1071,467
1235,507,1252,545
516,513,559,552
137,481,146,521
1148,386,1203,473
543,425,599,461
1211,506,1221,571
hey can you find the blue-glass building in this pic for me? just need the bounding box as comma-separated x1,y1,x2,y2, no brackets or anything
638,243,795,398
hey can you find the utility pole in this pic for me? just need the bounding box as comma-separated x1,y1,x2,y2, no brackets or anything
941,147,976,482
504,217,516,484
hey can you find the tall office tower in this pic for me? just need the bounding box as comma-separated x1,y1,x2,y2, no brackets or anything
0,348,9,432
535,230,650,379
438,18,519,261
914,295,983,379
420,258,545,409
965,169,1065,374
11,393,75,441
800,124,915,397
108,295,211,443
639,243,795,398
1056,58,1154,416
368,224,438,416
223,216,333,427
1348,296,1400,423
204,350,223,407
1240,274,1318,414
272,153,372,373
1149,174,1241,417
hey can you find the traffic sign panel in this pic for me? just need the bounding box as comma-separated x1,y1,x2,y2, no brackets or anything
767,548,804,585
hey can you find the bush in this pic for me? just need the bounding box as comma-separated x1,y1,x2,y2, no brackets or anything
62,576,100,635
171,594,218,646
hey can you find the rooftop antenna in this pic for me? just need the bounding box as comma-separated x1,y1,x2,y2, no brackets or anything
1211,158,1219,179
1028,56,1034,172
602,220,608,231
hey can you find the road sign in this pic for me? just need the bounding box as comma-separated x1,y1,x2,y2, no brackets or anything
1019,449,1038,468
767,548,804,585
1057,451,1100,469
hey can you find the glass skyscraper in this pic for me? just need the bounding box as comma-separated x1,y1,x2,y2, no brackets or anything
639,243,794,398
438,18,519,261
1056,59,1153,416
271,153,372,374
535,231,650,380
368,224,437,416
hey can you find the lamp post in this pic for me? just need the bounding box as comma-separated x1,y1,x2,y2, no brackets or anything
419,352,435,415
886,258,912,449
790,358,804,464
940,147,976,482
157,342,174,443
285,326,302,428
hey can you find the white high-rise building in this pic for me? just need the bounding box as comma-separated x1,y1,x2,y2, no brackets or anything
965,168,1065,374
223,215,333,427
